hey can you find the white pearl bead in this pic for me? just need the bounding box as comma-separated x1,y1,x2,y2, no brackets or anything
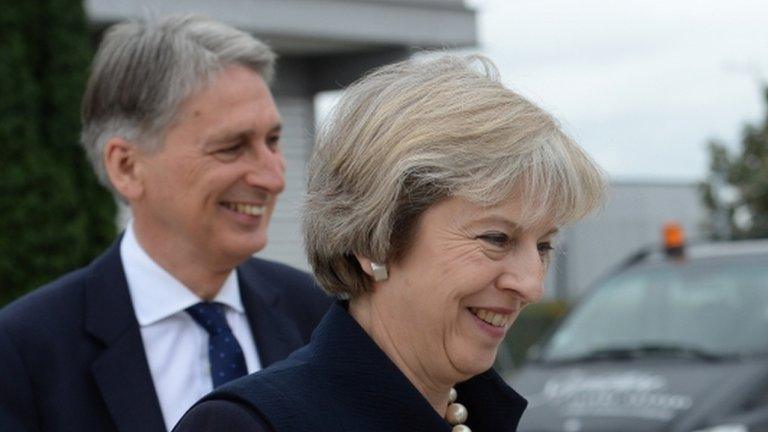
448,387,457,403
452,425,472,432
446,402,468,425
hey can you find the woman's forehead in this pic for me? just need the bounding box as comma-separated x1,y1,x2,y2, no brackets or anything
473,206,559,235
439,196,559,234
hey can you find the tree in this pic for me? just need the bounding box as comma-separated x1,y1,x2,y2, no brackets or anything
703,87,768,240
0,0,116,306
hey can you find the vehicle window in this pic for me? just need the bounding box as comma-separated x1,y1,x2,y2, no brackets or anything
541,260,768,361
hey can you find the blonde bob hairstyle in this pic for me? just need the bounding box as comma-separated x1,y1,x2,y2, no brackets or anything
303,54,605,298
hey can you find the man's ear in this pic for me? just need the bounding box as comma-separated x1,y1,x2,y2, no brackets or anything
104,137,144,201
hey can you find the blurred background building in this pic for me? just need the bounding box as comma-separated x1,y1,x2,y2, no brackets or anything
92,0,710,301
91,0,478,269
4,0,763,306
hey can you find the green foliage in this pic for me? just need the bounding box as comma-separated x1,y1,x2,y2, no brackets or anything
496,301,569,371
703,87,768,240
0,0,116,306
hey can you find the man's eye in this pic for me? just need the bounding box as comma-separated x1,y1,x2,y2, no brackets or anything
219,143,244,154
266,135,281,151
477,232,510,247
212,142,246,161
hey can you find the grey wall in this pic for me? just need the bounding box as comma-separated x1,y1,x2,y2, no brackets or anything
258,95,315,270
85,0,476,53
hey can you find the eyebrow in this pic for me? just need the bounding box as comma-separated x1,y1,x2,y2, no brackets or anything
206,123,283,146
471,215,559,237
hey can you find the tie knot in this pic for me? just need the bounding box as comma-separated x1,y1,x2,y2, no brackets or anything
185,302,229,336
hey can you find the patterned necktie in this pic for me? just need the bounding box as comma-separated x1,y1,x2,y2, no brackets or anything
185,302,248,388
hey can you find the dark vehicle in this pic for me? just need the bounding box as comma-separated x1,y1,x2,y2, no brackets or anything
513,227,768,432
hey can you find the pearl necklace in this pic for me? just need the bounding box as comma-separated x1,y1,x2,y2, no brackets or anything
445,387,471,432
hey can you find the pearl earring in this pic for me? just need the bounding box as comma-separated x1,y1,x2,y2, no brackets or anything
370,262,388,281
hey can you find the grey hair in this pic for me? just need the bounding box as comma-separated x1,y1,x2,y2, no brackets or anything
303,54,606,298
81,14,276,192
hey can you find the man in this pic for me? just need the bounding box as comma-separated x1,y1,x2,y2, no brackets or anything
0,15,331,432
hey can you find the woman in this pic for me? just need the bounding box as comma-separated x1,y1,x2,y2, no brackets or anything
174,55,604,432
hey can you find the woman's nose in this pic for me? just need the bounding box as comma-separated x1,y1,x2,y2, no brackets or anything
494,243,545,304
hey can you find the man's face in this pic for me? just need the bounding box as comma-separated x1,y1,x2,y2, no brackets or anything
132,65,285,268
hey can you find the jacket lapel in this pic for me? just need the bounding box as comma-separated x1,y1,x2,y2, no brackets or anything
85,241,166,432
237,262,305,368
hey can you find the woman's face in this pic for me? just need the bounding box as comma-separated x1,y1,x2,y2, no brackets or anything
374,195,555,383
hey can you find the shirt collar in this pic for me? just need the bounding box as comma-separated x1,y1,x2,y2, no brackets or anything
120,221,245,326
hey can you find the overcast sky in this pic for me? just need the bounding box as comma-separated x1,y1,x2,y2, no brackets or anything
463,0,768,182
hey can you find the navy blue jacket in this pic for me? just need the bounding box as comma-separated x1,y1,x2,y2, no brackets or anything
0,240,331,432
174,301,528,432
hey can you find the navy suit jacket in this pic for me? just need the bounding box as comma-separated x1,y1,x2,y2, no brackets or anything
0,240,331,432
174,301,528,432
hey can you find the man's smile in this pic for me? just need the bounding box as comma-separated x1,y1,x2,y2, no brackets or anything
220,201,266,216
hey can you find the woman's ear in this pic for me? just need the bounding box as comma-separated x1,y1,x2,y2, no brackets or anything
104,137,144,201
354,254,388,282
354,254,374,277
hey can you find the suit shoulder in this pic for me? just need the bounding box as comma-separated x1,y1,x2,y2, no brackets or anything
239,258,333,342
173,399,273,432
242,257,313,284
0,240,122,328
240,258,330,301
0,265,89,329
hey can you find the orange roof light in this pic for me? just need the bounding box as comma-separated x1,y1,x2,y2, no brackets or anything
663,222,685,257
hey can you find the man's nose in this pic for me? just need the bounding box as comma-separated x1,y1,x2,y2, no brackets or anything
494,243,545,305
244,142,286,194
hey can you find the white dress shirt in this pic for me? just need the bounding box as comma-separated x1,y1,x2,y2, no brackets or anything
120,222,262,431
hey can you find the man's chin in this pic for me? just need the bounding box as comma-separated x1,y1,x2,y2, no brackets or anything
209,228,269,263
231,236,269,260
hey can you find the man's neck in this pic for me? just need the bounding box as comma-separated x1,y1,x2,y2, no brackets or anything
130,221,237,300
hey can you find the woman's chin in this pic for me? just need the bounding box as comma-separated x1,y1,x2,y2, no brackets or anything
452,347,500,378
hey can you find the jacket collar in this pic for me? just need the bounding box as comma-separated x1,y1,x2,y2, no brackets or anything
300,301,527,431
237,261,305,367
84,238,167,432
83,237,311,431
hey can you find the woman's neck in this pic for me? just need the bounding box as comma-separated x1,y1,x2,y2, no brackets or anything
348,296,454,416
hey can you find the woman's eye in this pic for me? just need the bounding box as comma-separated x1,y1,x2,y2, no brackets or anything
478,232,510,247
537,242,554,257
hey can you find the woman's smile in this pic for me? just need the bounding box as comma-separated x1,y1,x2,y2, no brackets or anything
467,307,515,337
